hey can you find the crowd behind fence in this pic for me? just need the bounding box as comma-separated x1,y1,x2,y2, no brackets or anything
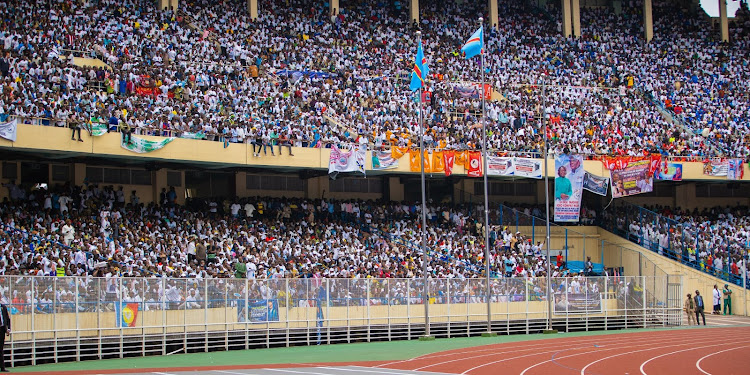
0,274,679,367
601,201,750,288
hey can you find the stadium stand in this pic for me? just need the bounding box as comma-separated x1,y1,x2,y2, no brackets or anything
0,0,747,160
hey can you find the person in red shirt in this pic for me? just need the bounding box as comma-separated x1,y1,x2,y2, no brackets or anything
556,251,564,268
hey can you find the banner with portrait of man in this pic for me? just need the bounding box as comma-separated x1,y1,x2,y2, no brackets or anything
610,159,654,198
554,154,585,222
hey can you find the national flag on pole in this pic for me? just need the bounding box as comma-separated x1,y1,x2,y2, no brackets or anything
461,26,483,59
410,40,428,91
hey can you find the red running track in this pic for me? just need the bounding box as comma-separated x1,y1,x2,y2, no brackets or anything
377,327,750,375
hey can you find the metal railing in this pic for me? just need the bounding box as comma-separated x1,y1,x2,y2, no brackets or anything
601,201,750,288
3,274,679,367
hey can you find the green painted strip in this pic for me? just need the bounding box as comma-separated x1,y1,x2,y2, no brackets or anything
14,326,708,373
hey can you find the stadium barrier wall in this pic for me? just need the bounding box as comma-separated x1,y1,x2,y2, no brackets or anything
3,275,678,367
2,123,747,181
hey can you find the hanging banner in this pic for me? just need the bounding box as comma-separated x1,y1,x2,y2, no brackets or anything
0,119,17,142
455,151,467,169
702,159,728,177
432,151,445,173
610,159,654,198
602,154,661,176
237,299,280,323
553,292,602,314
372,150,399,170
181,131,206,140
391,146,408,160
728,159,745,180
554,154,585,222
443,150,455,177
656,162,683,181
487,156,515,176
115,302,139,328
121,136,175,153
328,144,366,176
512,157,543,179
467,151,483,177
583,172,610,196
409,149,421,172
89,122,109,136
423,150,432,173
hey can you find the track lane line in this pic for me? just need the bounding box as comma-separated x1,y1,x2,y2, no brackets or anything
695,345,750,375
458,331,719,375
516,333,743,375
380,328,715,369
579,338,750,375
639,340,750,375
432,330,727,374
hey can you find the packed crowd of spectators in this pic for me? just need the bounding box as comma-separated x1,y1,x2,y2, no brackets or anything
0,181,571,281
0,0,748,160
0,180,591,311
603,203,749,284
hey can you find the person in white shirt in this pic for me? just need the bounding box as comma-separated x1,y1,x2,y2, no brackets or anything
244,202,255,218
712,285,722,315
230,202,241,217
61,220,75,246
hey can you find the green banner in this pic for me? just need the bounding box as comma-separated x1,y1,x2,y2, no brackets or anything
181,131,206,140
89,122,109,136
121,136,175,153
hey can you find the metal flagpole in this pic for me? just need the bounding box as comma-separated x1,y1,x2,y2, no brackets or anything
478,17,492,335
542,81,553,332
417,31,431,339
744,252,747,317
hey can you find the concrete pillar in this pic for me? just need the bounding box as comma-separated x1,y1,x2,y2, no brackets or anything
562,0,572,37
719,0,729,42
157,0,178,10
572,0,581,38
330,0,339,15
643,0,653,42
410,0,419,24
248,0,258,20
489,0,498,30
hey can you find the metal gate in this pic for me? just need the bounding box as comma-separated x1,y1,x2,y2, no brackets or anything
666,278,683,326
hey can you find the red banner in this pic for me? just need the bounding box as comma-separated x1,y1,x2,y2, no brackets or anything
467,151,482,177
601,154,661,176
443,150,455,177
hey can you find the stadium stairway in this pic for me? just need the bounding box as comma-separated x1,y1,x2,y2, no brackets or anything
636,88,724,156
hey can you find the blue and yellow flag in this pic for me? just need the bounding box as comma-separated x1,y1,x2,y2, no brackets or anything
409,41,429,91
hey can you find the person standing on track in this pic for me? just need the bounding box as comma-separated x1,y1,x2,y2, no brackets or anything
722,284,732,315
712,285,721,315
684,293,696,325
694,290,706,325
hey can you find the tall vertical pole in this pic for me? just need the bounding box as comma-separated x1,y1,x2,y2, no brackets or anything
479,17,492,334
744,252,747,317
543,82,553,331
417,31,431,339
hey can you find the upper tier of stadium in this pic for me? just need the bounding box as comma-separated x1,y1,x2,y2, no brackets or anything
0,0,748,159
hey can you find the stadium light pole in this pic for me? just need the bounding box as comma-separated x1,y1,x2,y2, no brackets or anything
416,31,432,340
542,81,553,332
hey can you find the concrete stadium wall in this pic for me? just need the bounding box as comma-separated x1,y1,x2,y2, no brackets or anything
3,124,748,180
10,298,621,342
